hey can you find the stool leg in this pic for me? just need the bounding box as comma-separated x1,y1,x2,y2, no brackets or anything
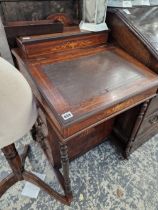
0,143,24,197
0,143,72,205
0,173,17,197
60,143,72,202
20,145,30,167
0,141,73,205
1,144,23,181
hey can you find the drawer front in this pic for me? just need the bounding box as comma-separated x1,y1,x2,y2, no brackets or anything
130,124,158,154
145,95,158,117
137,110,158,136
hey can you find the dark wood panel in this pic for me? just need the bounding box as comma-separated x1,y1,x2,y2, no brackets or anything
12,25,158,164
138,110,158,136
0,1,78,22
5,20,63,48
17,30,109,58
145,94,158,116
45,117,114,168
128,123,158,154
113,105,141,143
107,9,158,73
107,8,158,156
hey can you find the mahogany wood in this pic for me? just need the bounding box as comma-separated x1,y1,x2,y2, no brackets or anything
4,20,63,48
107,8,158,156
43,117,114,168
21,49,158,140
47,13,74,26
16,29,109,58
107,9,158,73
12,30,113,168
12,28,158,164
125,100,150,158
11,28,158,202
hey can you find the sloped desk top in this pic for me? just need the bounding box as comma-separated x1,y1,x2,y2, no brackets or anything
12,48,158,138
12,46,158,140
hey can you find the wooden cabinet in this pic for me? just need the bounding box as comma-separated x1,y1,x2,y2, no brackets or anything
114,95,158,156
107,7,158,156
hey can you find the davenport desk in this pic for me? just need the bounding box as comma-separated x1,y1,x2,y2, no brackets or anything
12,29,158,204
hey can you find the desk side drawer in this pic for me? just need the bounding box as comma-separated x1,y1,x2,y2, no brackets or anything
135,109,158,139
129,124,158,154
144,95,158,117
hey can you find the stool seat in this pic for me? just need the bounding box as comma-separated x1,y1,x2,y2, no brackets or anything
0,57,37,148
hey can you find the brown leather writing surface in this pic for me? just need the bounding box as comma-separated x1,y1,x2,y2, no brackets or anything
42,51,142,106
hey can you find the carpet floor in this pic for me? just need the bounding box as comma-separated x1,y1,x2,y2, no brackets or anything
0,134,158,210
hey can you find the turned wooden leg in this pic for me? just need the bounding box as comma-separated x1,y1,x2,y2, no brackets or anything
125,100,150,158
0,144,23,197
20,145,30,167
1,144,23,180
60,143,72,203
0,143,72,205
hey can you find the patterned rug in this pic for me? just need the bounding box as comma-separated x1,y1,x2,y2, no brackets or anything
0,133,158,210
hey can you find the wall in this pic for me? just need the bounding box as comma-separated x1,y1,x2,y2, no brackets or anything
0,16,13,63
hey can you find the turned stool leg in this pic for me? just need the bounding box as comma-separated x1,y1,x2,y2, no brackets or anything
0,144,23,197
1,144,23,180
0,143,72,205
20,145,30,167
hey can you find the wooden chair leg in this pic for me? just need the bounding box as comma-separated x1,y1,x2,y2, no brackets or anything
20,144,30,167
0,173,18,197
23,171,71,205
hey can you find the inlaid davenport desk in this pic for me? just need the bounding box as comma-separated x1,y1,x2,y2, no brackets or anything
12,29,158,204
